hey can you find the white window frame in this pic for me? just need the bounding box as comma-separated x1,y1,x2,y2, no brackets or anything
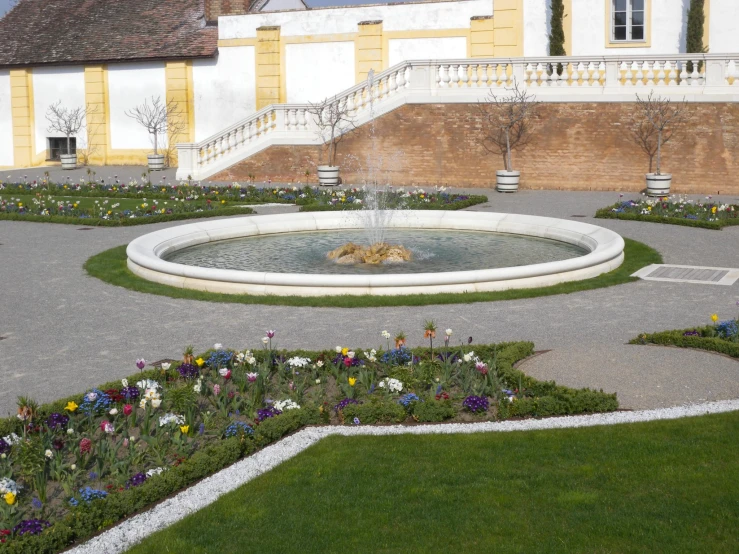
612,0,647,43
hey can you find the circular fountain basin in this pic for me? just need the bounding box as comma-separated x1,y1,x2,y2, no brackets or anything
126,211,625,297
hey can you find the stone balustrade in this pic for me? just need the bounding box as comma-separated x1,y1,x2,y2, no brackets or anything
176,53,739,181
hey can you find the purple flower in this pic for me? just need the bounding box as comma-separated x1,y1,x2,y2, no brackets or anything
136,358,146,370
334,398,360,414
31,497,43,510
46,412,70,431
121,386,140,401
125,472,148,489
266,330,276,338
462,395,489,414
176,363,199,379
0,439,9,455
13,519,51,536
352,417,361,425
256,407,282,423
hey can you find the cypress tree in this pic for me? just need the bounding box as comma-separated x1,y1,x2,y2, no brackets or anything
549,0,566,57
686,0,706,55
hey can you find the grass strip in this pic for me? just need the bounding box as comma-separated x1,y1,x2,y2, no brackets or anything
84,238,660,308
128,410,739,554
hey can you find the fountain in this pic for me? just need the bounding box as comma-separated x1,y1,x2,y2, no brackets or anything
126,72,625,297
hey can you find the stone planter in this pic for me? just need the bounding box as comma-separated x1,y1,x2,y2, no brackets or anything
148,154,165,171
317,165,340,186
646,173,672,196
496,170,520,192
60,154,77,170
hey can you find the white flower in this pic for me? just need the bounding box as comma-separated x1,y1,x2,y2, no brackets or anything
463,351,475,363
70,464,76,470
246,356,256,365
109,408,118,416
159,413,185,427
235,352,245,363
121,378,128,388
315,378,321,385
218,368,229,377
161,362,171,371
139,399,147,409
0,454,5,459
151,398,162,408
378,378,403,392
274,399,300,411
335,346,342,353
0,478,18,495
3,433,20,445
287,356,311,368
146,467,166,477
129,436,136,442
45,449,53,459
67,428,74,435
214,343,223,350
136,379,160,391
85,392,98,402
445,329,453,336
262,337,269,345
316,360,324,368
347,351,356,359
381,330,391,339
363,349,377,362
193,378,202,393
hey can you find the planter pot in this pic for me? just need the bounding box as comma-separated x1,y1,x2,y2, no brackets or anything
148,154,165,171
496,170,520,192
317,165,340,186
646,173,671,196
60,154,77,170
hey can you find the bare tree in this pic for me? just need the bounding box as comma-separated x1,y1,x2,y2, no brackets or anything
125,96,177,155
162,112,188,168
476,81,540,171
306,96,356,167
76,104,103,166
632,92,687,175
46,101,86,156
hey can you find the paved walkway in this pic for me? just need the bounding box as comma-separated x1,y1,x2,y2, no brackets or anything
1,187,737,415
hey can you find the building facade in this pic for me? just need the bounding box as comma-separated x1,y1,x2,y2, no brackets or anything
0,0,734,171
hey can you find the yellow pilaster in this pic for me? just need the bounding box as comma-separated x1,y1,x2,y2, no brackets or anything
10,69,33,168
493,0,524,56
470,16,495,58
703,0,710,50
356,21,383,83
165,60,195,163
84,65,108,165
256,26,281,109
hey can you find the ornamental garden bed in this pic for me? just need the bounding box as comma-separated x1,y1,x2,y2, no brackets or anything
632,314,739,358
0,179,485,226
595,196,739,230
0,335,616,552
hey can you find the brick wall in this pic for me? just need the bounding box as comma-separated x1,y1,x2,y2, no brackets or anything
205,0,252,22
212,103,739,195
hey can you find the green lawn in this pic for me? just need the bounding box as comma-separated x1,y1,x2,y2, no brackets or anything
85,238,661,308
128,411,739,553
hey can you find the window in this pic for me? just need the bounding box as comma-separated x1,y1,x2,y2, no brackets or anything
613,0,645,42
47,137,76,160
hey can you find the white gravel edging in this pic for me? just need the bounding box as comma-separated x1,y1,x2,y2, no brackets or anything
69,399,739,554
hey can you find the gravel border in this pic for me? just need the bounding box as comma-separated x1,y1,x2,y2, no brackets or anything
68,399,739,554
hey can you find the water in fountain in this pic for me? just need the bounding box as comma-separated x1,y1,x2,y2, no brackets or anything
328,68,410,263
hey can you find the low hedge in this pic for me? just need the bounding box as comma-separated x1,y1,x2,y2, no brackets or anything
299,195,488,212
0,207,255,227
630,330,739,358
594,209,739,230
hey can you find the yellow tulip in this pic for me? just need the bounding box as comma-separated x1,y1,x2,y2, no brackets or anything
195,357,205,367
348,377,356,386
180,425,189,434
4,492,15,505
65,401,78,412
711,314,719,323
341,348,349,356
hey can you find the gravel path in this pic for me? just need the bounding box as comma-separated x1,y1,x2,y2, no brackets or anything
0,189,737,414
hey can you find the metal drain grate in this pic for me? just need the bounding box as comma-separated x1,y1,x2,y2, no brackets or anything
632,264,739,286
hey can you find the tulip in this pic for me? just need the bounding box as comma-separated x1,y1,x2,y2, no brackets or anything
711,314,719,323
247,373,258,382
136,359,146,370
348,377,357,386
266,330,276,338
64,401,78,412
123,404,133,416
213,384,221,396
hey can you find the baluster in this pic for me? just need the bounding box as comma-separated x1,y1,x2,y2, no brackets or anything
396,68,406,89
436,65,443,88
632,62,643,85
458,64,468,87
690,59,701,85
655,61,665,85
532,63,541,87
470,64,478,87
298,109,307,130
447,64,458,87
287,109,296,130
542,64,551,87
664,61,675,86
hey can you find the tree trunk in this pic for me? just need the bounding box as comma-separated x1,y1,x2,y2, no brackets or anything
66,135,71,156
656,130,662,175
505,129,512,171
153,133,158,156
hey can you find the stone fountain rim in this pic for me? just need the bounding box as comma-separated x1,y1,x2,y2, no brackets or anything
125,211,625,296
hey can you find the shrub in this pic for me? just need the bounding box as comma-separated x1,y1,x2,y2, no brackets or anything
342,399,406,424
412,400,456,422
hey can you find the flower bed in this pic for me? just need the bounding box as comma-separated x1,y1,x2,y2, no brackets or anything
0,179,486,226
632,312,739,358
595,195,739,230
0,335,616,552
